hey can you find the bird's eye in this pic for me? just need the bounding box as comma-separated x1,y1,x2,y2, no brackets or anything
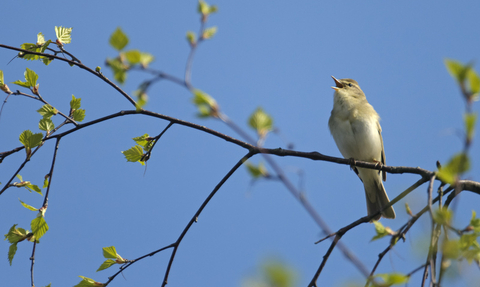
348,83,352,87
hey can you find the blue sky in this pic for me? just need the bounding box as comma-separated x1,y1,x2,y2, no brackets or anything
1,1,480,286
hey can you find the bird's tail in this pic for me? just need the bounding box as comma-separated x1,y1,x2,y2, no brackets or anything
364,174,396,221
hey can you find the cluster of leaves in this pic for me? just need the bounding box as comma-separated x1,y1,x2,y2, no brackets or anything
4,201,48,265
106,27,154,85
435,209,480,266
17,26,72,66
186,0,218,47
73,246,127,287
121,134,155,165
8,68,86,158
437,60,479,184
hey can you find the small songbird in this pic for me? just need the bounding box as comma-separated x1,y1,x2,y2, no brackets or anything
328,76,395,220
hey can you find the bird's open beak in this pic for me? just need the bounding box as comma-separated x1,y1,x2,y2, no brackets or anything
331,76,343,90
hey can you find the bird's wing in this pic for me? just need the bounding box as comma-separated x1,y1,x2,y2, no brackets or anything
377,121,387,182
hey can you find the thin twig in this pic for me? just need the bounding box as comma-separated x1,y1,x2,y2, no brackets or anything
161,151,255,286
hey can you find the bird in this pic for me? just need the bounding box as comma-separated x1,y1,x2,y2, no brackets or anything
328,76,395,221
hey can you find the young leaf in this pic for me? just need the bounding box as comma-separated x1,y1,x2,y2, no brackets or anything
96,259,117,272
110,27,129,51
37,104,58,119
445,59,468,84
74,276,102,287
198,0,210,14
469,210,480,232
12,68,39,88
37,32,46,45
245,161,268,179
55,26,73,44
39,118,55,132
186,31,196,46
19,199,39,211
19,130,43,149
134,90,148,110
106,57,127,84
374,273,409,286
433,207,453,225
371,221,395,241
248,107,273,138
125,50,141,64
31,216,48,240
121,145,145,164
464,113,477,142
72,109,86,122
70,95,81,110
0,70,11,94
7,243,18,266
437,152,471,184
26,183,43,195
4,224,29,244
467,68,480,95
202,26,217,39
139,52,154,68
192,89,219,117
132,134,154,151
102,246,118,259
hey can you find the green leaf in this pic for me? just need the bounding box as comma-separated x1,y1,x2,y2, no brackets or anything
12,68,38,88
132,134,154,151
7,243,17,266
37,104,58,119
465,112,477,142
445,59,468,84
437,152,471,184
70,95,81,110
202,26,217,39
106,57,127,84
374,273,409,286
262,260,296,287
186,31,196,46
139,52,154,68
26,184,43,195
19,130,43,149
43,284,52,287
16,174,23,182
134,90,148,110
121,145,145,164
43,177,49,189
74,276,101,287
55,26,72,44
37,32,46,45
433,207,453,225
470,210,480,232
125,50,141,64
39,118,55,132
0,70,4,85
19,199,38,211
31,216,48,240
198,0,210,14
102,246,118,259
245,161,268,179
4,224,28,244
25,68,39,87
109,27,129,51
248,107,273,138
192,89,219,118
442,239,461,259
96,259,117,272
371,221,395,241
467,68,480,95
72,109,86,122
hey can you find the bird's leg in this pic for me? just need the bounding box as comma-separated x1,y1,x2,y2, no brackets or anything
348,157,360,176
